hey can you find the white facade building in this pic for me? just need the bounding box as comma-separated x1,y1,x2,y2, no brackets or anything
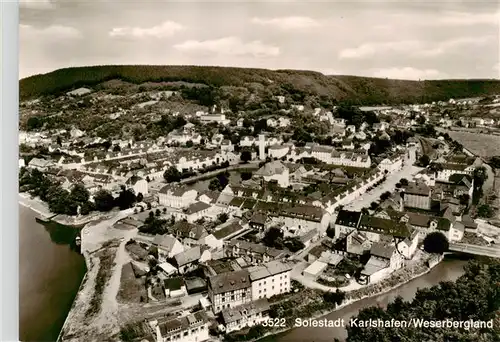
248,261,293,300
149,311,209,342
158,186,198,208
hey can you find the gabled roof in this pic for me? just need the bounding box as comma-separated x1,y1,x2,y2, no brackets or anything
157,311,208,337
370,242,396,259
170,221,207,240
335,210,362,227
255,160,288,177
213,221,245,240
208,269,251,294
152,234,180,251
163,277,184,291
222,298,270,324
126,175,143,186
185,201,211,215
359,215,410,238
403,182,430,196
174,246,201,267
226,239,285,258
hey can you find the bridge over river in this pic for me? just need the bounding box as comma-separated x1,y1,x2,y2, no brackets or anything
449,243,500,258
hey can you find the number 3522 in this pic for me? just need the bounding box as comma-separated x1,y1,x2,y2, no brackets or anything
262,318,286,327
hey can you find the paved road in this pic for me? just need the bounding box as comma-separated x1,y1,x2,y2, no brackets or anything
346,147,422,211
449,243,500,258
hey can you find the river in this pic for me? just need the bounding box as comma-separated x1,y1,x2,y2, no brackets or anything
19,204,87,342
262,257,468,342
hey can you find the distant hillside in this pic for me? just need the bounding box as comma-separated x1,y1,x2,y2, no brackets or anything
19,65,500,104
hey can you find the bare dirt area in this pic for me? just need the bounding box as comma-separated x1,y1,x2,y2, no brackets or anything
60,208,203,341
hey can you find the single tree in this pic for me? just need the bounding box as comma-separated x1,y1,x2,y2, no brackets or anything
240,150,252,163
136,192,144,203
163,166,182,183
423,232,449,254
241,171,252,180
419,154,431,167
473,166,488,190
263,227,284,248
477,204,494,218
116,186,136,210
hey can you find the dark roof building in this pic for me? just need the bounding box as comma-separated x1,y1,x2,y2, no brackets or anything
208,269,251,295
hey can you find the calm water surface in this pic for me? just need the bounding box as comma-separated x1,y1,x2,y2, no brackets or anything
19,205,86,342
263,258,468,342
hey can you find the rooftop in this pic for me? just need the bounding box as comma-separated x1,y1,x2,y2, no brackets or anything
208,269,251,294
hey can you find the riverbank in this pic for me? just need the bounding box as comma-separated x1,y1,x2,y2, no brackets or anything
255,255,445,342
19,192,122,226
19,205,87,342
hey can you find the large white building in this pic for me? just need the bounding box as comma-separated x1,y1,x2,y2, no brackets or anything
199,114,230,125
268,144,290,159
254,160,290,187
288,144,371,168
270,205,331,233
158,186,198,208
248,261,293,300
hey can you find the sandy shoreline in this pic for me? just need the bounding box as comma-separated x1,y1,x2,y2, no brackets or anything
18,192,52,217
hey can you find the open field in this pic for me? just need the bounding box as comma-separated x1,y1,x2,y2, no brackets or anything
447,130,500,157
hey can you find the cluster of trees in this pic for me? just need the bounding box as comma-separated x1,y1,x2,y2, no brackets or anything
323,289,347,306
346,258,500,342
163,162,231,184
262,227,305,253
19,168,94,215
138,211,174,235
26,116,46,131
19,168,139,216
153,114,186,135
208,172,230,191
181,86,220,107
335,105,379,128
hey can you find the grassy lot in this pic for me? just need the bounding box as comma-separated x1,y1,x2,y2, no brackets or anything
117,263,148,304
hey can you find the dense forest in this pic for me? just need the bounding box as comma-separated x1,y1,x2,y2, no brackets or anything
346,258,500,342
19,65,500,105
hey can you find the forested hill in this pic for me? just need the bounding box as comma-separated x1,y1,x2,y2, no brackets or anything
19,65,500,105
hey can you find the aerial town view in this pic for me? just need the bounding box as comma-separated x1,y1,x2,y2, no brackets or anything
16,1,500,342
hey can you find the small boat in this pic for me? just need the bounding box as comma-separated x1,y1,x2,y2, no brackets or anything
75,236,81,246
